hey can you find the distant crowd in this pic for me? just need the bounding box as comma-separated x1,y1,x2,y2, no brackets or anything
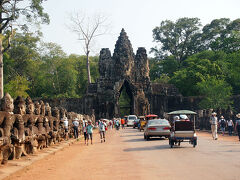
210,112,240,141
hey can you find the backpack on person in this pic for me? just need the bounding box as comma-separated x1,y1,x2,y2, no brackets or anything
99,122,105,131
220,119,226,127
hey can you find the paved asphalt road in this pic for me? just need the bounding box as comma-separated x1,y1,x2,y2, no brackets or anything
5,127,240,180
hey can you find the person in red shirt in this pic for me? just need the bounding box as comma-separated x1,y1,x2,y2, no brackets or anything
121,118,125,129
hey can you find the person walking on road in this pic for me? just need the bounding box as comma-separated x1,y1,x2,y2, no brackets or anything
235,113,240,141
63,117,69,140
83,120,88,144
210,112,218,140
86,120,94,145
115,119,120,130
99,120,107,143
121,118,125,129
73,118,79,139
227,119,234,136
219,116,227,136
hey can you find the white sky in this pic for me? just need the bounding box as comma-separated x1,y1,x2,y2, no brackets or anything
41,0,240,57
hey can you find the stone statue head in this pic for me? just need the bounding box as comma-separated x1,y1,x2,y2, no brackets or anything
1,93,14,112
26,97,35,114
40,100,45,115
59,107,67,119
45,102,51,116
34,101,41,115
52,107,60,119
14,96,26,115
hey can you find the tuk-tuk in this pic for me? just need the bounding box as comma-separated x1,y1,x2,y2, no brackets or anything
145,114,158,122
140,114,158,131
167,110,197,148
139,116,146,131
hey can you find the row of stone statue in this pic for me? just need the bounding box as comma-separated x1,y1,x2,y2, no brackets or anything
0,93,94,165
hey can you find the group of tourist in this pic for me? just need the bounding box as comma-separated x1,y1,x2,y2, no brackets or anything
210,112,240,141
80,119,111,145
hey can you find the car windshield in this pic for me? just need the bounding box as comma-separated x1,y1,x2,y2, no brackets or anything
128,116,136,120
148,119,169,126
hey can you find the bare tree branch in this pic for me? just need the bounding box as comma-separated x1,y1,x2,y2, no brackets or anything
68,11,111,84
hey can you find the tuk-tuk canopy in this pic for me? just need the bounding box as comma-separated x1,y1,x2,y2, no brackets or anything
145,114,158,118
167,110,197,115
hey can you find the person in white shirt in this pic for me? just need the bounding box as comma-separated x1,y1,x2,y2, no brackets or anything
210,112,218,140
73,118,79,139
99,120,107,143
82,120,88,144
227,119,234,136
63,117,68,132
63,117,69,140
219,116,226,136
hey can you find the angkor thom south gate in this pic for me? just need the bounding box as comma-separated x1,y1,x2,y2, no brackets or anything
46,29,206,120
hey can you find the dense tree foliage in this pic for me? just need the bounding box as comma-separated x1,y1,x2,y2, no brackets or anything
151,17,240,109
0,0,50,98
3,32,99,98
152,18,202,62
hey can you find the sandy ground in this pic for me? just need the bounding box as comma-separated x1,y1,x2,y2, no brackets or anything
1,128,240,180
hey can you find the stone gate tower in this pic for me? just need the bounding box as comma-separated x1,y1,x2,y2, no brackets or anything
86,29,180,119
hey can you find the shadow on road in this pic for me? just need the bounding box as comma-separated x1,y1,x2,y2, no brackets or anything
124,137,167,142
120,134,143,137
123,138,146,142
123,144,170,152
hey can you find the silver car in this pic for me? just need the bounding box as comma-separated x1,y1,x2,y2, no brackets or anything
144,119,171,140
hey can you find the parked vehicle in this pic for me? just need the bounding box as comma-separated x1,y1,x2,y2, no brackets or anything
168,110,197,148
127,115,137,126
144,119,171,140
133,119,140,128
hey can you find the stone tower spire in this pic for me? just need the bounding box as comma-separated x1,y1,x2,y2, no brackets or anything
113,28,135,81
134,47,150,83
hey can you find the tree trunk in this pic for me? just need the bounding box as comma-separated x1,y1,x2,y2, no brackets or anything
86,50,91,84
0,39,4,98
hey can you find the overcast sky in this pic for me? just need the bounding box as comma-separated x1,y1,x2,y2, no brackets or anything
41,0,240,57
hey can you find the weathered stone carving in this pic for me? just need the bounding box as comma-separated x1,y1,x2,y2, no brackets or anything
0,94,94,165
12,96,27,159
24,97,38,154
0,93,15,164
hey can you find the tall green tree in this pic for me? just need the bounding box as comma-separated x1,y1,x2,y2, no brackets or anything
152,17,202,62
202,18,240,53
0,0,49,98
170,52,224,96
4,75,30,98
197,77,232,109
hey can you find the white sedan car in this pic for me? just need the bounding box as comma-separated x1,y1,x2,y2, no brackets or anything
144,119,171,140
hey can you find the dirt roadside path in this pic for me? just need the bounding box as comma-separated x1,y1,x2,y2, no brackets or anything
3,128,144,180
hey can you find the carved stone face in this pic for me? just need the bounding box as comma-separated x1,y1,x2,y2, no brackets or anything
40,100,45,115
52,107,60,119
45,103,51,116
1,93,14,112
14,96,26,115
27,103,35,114
35,102,41,115
17,103,26,115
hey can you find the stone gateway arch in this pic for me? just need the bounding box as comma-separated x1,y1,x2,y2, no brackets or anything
85,29,180,119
